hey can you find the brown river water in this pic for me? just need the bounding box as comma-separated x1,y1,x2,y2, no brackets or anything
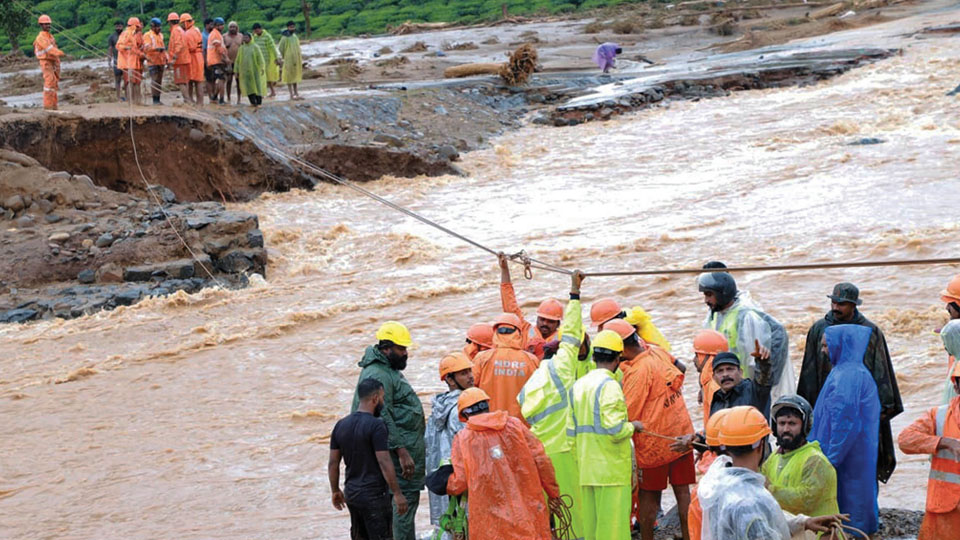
3,22,960,540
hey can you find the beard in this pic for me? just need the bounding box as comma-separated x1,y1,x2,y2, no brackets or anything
777,432,804,451
387,351,408,371
373,402,384,417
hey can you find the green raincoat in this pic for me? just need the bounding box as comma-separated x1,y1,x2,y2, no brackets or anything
351,345,426,493
277,31,302,84
762,440,840,517
234,41,266,98
252,29,280,83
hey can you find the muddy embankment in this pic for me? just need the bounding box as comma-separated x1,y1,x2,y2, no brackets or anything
0,44,896,323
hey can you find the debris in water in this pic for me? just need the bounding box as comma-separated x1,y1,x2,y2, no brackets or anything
849,137,886,145
54,367,98,384
499,44,538,86
400,40,428,53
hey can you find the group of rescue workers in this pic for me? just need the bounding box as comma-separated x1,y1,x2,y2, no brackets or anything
31,12,305,111
330,258,960,540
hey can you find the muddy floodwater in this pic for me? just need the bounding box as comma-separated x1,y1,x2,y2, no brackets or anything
3,17,960,540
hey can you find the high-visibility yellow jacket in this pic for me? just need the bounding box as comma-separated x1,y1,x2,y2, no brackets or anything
518,298,591,454
761,440,840,517
567,368,634,486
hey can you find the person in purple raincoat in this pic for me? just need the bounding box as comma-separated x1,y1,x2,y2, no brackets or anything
593,42,622,73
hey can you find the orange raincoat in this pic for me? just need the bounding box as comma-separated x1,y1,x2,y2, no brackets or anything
116,26,144,83
473,321,540,420
898,396,960,539
168,25,189,84
183,23,204,82
447,410,560,540
33,31,64,110
500,283,546,359
688,487,703,540
622,345,695,469
206,27,226,66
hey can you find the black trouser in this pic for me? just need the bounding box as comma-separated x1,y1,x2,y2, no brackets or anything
247,93,262,105
346,492,393,540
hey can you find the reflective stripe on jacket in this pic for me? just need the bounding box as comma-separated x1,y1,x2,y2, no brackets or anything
519,299,589,454
567,368,634,486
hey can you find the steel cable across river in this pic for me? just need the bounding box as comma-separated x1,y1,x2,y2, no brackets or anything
2,7,960,540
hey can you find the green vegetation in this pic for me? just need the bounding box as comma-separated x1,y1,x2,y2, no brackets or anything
1,0,644,58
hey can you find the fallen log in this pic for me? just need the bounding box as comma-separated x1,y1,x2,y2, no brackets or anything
443,62,504,78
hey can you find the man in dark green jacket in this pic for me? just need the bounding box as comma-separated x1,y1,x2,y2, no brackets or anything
797,282,902,483
351,321,425,540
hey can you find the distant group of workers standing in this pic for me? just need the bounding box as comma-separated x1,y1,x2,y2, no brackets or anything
328,255,960,540
31,12,305,111
329,259,960,540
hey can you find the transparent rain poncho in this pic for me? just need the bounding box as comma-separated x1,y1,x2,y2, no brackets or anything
699,456,791,540
941,319,960,403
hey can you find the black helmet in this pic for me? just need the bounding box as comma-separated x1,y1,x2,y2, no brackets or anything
770,394,814,437
697,272,737,309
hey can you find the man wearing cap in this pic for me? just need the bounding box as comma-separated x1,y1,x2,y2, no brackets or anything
497,252,560,359
798,282,902,484
351,321,424,540
143,18,166,105
425,353,473,538
436,388,561,540
709,350,773,419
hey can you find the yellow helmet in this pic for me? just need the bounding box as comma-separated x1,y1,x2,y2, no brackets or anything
592,329,624,353
376,321,412,347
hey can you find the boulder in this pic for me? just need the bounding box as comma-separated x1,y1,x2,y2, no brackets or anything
77,269,96,284
3,195,25,212
96,262,124,283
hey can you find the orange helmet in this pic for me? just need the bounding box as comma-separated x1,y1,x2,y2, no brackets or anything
590,298,622,327
180,13,193,22
536,299,563,321
38,14,52,24
493,313,522,330
167,12,180,22
457,387,490,421
127,17,142,27
942,274,960,305
439,352,473,382
604,319,637,341
705,407,733,447
466,323,494,349
717,406,771,447
693,329,729,355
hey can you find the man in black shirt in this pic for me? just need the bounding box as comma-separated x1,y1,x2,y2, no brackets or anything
330,378,408,540
106,21,124,101
709,350,774,420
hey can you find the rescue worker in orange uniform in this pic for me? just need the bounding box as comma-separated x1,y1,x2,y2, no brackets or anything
617,320,696,540
463,323,494,361
205,18,228,104
443,387,561,540
693,329,728,424
687,408,731,540
898,361,960,539
33,15,65,111
143,18,166,105
180,13,204,105
117,17,145,106
473,312,540,419
590,297,625,330
497,253,561,359
166,13,190,103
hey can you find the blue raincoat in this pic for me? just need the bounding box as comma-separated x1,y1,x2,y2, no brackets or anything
810,324,880,534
